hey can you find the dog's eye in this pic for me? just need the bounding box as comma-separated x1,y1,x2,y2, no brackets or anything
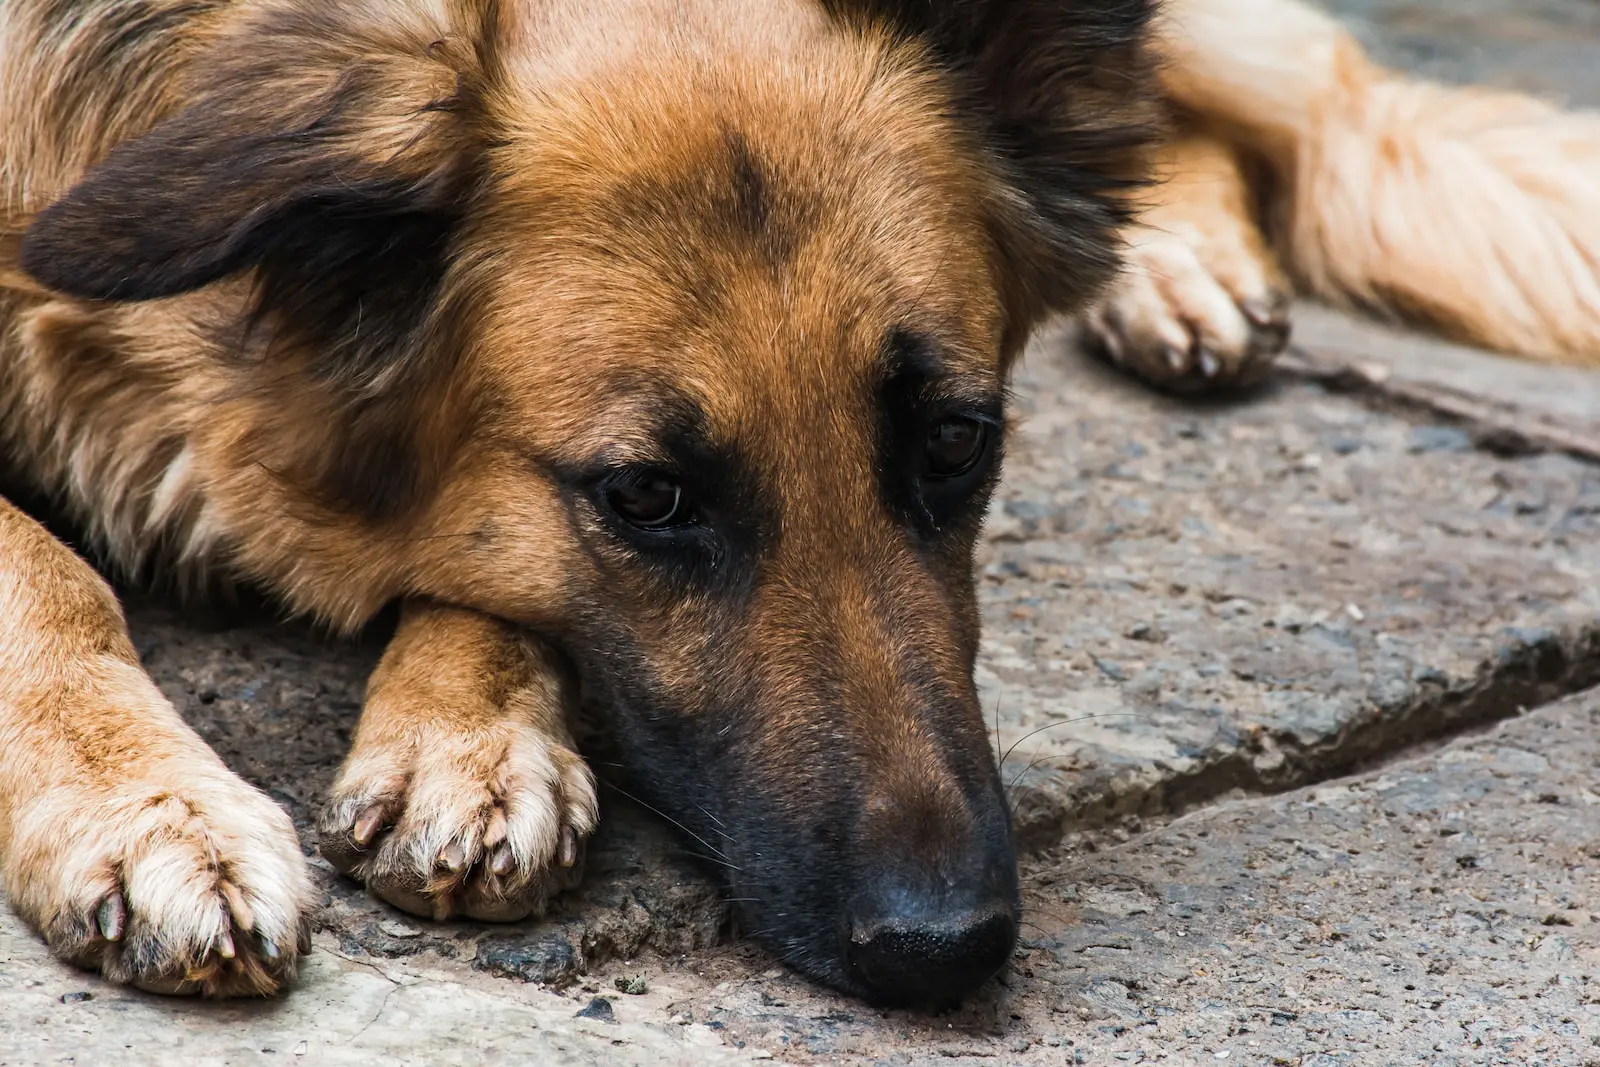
606,471,692,529
924,417,988,479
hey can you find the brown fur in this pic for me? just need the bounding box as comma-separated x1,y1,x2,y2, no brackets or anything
1,0,1595,1003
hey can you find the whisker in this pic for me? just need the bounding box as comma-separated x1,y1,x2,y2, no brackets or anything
1006,747,1078,796
676,848,744,873
998,710,1139,767
1001,713,1139,819
597,777,735,865
999,711,1141,769
698,805,737,843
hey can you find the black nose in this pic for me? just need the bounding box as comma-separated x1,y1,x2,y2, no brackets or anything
846,898,1018,1006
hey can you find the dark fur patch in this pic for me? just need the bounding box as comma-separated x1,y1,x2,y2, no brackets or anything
600,126,804,282
21,72,478,391
724,130,773,241
875,329,1004,543
822,0,1162,330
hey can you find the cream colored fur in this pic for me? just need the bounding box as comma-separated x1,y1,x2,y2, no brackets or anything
1093,0,1600,386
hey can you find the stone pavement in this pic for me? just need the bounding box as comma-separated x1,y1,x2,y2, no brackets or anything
4,2,1600,1064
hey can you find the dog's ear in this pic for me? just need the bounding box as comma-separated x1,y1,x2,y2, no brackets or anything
19,3,486,388
21,4,493,522
823,0,1162,334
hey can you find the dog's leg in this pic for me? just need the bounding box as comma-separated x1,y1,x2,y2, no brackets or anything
317,601,598,921
1083,126,1293,391
1155,0,1600,367
0,496,313,995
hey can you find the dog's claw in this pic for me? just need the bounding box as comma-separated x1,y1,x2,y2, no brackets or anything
258,933,281,961
483,810,509,848
96,892,126,941
490,845,514,877
558,827,578,869
352,805,386,848
1239,296,1275,327
440,842,467,873
216,928,236,960
1098,321,1125,363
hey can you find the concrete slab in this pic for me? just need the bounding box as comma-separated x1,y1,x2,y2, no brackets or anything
1323,0,1600,105
0,916,770,1066
1287,302,1600,433
984,327,1600,850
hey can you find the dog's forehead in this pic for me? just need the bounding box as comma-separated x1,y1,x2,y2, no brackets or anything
483,31,1005,453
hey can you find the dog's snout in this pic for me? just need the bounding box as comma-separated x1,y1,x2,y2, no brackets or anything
846,883,1018,1006
829,744,1021,1005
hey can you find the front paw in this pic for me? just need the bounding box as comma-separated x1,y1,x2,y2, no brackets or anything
317,720,598,922
5,771,314,996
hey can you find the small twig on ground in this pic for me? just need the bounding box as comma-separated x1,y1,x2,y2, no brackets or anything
1278,345,1600,465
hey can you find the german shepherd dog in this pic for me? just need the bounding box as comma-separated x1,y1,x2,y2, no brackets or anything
1,0,1596,1006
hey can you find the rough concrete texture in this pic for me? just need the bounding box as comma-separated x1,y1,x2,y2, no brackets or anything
0,918,771,1066
4,1,1600,1063
539,689,1597,1067
984,323,1600,852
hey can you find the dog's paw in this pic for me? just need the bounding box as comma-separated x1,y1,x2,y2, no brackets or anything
1084,225,1292,393
318,720,598,922
5,773,314,996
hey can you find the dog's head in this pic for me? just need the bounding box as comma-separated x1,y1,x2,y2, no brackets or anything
21,0,1157,1005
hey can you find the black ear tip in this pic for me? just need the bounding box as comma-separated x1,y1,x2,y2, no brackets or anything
19,205,70,286
21,204,119,301
20,200,214,303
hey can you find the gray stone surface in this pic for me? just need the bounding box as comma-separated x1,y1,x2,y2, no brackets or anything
0,919,771,1066
4,0,1600,1061
1287,302,1600,432
983,323,1600,853
1325,0,1600,105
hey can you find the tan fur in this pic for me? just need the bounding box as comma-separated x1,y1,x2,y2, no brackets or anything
1,0,1596,1001
1105,0,1600,386
0,498,312,995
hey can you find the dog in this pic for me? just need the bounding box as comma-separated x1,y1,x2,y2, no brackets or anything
1,0,1595,1007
